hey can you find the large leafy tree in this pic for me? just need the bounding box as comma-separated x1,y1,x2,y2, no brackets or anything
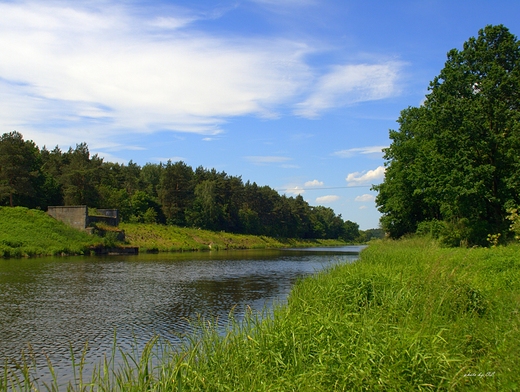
375,25,520,244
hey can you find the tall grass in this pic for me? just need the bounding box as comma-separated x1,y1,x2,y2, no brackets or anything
2,238,519,390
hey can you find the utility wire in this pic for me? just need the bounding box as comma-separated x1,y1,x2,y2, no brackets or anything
277,185,374,192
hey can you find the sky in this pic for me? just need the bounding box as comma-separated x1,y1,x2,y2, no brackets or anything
2,0,520,230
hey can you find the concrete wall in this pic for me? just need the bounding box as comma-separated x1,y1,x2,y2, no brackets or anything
47,206,88,230
47,206,120,231
88,215,119,227
94,209,120,226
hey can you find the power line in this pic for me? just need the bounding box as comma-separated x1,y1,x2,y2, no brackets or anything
280,186,374,191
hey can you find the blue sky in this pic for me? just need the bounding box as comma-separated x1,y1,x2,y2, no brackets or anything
2,0,520,229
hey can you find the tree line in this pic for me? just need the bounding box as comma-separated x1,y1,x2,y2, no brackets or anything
0,131,363,241
374,25,520,246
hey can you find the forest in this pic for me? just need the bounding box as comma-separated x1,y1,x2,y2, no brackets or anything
374,25,520,246
0,131,362,241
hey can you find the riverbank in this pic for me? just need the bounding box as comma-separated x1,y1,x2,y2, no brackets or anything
147,238,518,391
6,237,517,391
0,207,349,258
119,222,349,252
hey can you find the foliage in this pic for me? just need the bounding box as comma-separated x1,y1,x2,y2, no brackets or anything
506,207,520,241
0,131,40,207
4,238,519,390
375,25,520,245
0,132,365,240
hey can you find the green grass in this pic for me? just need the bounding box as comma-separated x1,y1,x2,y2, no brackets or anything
3,237,518,391
0,207,100,257
120,222,348,252
0,207,348,258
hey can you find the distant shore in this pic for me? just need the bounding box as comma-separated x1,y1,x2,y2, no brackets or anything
0,206,350,258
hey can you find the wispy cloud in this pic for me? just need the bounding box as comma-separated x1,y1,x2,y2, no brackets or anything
250,0,317,8
0,1,311,146
316,195,340,204
333,145,388,158
0,1,403,154
346,166,385,186
245,156,292,165
294,63,402,118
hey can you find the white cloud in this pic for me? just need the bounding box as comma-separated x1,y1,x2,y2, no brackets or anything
304,179,323,187
346,166,385,186
316,195,340,204
294,63,402,118
245,156,292,165
359,205,368,210
0,1,312,147
333,145,388,158
148,16,196,30
355,194,376,202
0,1,404,153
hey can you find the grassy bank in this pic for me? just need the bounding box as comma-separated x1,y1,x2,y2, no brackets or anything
5,238,518,390
0,206,100,257
120,222,348,252
0,207,348,258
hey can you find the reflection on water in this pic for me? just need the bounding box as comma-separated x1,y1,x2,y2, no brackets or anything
0,247,363,384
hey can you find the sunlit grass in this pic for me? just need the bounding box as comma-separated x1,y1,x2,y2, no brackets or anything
0,207,100,257
120,222,348,252
0,207,347,258
2,238,519,390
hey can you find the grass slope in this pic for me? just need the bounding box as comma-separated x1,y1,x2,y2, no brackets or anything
120,222,348,252
0,206,99,257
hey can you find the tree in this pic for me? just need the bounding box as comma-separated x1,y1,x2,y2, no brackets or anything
140,163,162,198
310,206,345,239
186,180,223,230
0,132,40,207
375,25,520,245
158,161,194,225
60,143,103,206
342,220,360,242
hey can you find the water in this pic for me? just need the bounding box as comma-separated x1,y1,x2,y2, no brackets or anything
0,246,364,385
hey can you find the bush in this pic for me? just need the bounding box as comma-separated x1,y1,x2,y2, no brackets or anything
416,219,446,239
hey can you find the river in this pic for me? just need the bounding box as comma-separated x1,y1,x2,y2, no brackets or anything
0,246,365,386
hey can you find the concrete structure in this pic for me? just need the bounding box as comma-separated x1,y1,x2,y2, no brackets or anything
47,206,120,231
47,206,89,230
89,209,120,227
